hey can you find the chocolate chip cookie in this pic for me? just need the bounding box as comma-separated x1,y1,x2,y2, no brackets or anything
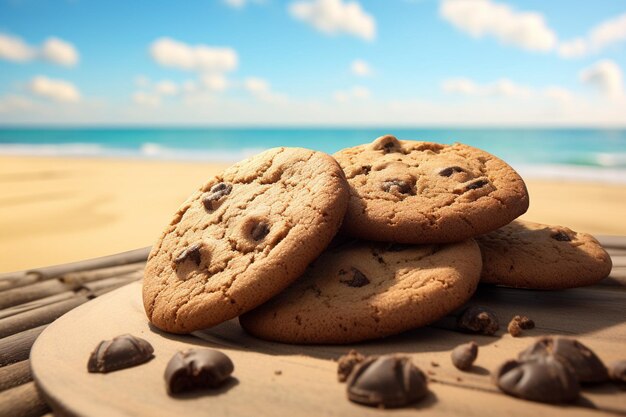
476,220,612,289
333,135,529,243
143,148,350,333
239,238,481,344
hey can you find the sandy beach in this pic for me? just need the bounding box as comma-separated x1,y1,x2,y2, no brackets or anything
1,155,625,273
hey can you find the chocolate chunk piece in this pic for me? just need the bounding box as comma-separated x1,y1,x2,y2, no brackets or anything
466,179,489,190
457,306,499,336
173,242,203,269
339,268,370,288
337,350,366,382
552,231,571,242
519,337,608,383
202,182,233,210
165,349,234,395
451,342,478,371
495,356,580,404
608,360,626,384
346,355,428,408
87,334,154,373
381,179,413,195
507,315,534,337
251,221,270,241
438,166,465,177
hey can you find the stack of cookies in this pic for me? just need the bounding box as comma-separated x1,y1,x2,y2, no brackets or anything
142,135,612,344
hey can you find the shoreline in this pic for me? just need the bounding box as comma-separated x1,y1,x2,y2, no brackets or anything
1,155,625,273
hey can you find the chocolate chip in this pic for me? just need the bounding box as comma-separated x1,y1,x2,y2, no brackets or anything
202,182,233,210
251,222,270,241
457,306,499,336
347,355,428,408
507,315,534,337
165,349,234,395
466,179,489,190
371,135,402,153
552,231,571,242
173,242,203,269
608,360,626,384
495,356,580,404
361,165,372,175
519,337,608,383
451,342,478,371
337,350,366,382
87,334,154,373
438,166,465,177
340,267,370,288
381,179,413,195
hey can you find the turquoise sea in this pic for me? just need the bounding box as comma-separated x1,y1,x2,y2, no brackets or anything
1,128,625,183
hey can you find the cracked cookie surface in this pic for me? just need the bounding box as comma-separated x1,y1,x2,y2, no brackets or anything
239,238,481,344
476,220,612,289
143,147,350,333
333,135,529,243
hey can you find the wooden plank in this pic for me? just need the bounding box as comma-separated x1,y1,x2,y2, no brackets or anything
0,292,76,320
0,296,88,339
596,235,626,249
0,360,31,393
0,247,150,292
0,382,50,417
30,283,626,417
0,326,46,367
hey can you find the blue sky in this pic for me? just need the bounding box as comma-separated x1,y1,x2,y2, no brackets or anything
0,0,625,125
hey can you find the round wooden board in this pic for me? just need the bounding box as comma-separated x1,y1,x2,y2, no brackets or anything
31,282,626,417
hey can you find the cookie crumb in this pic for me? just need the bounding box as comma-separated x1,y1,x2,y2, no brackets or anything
337,350,366,382
457,306,499,336
430,361,439,367
274,370,282,375
508,315,534,337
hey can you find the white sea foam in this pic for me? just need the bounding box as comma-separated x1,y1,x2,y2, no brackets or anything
1,143,626,183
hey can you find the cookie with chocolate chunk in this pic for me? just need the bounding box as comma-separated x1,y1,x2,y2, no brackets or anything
333,135,529,243
476,220,612,289
239,238,481,344
143,148,350,333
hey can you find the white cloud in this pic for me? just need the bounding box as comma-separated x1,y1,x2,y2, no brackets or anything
350,59,372,76
201,74,229,91
28,76,80,102
559,13,626,58
439,0,557,52
132,91,161,107
544,86,574,103
580,60,624,99
0,95,35,113
443,77,532,98
333,85,371,102
0,34,35,62
0,33,79,66
40,37,79,66
150,37,238,73
289,0,376,41
244,77,287,103
224,0,246,8
154,80,179,96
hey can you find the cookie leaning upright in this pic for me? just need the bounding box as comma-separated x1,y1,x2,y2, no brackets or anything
143,148,349,334
477,220,612,289
334,135,529,243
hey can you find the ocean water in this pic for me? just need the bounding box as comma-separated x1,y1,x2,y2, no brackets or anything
1,128,625,183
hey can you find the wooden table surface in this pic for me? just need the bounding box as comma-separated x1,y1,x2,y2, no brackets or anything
1,238,625,417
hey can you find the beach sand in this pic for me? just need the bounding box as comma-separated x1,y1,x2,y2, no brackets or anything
1,155,625,273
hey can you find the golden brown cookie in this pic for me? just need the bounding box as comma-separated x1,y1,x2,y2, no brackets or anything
333,135,529,243
476,220,612,289
143,148,350,333
239,238,482,344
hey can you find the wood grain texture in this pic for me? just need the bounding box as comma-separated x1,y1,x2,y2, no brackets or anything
0,326,46,367
0,360,31,393
31,282,626,417
0,382,50,417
